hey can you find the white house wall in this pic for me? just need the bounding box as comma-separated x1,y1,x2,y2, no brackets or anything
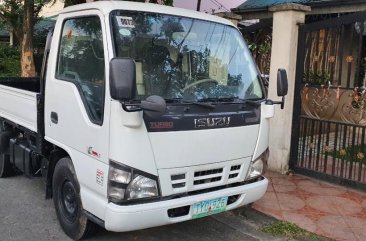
40,0,65,17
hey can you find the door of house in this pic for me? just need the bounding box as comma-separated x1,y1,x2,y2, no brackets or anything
290,12,366,190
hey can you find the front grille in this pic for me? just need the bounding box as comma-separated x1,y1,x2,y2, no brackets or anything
172,183,185,188
229,173,239,179
193,168,223,186
228,164,242,180
171,174,185,181
231,165,241,171
194,176,222,185
194,168,223,177
169,163,243,192
171,173,186,189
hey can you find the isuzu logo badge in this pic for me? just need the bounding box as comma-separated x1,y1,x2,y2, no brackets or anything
194,117,231,128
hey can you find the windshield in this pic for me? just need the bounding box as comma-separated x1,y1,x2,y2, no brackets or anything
111,11,264,102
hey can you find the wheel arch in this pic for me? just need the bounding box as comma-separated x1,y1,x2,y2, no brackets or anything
46,147,70,199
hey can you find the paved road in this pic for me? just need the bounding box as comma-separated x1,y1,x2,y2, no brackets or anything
0,175,283,241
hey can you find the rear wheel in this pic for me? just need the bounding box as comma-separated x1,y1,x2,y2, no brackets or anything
0,130,15,178
53,157,95,240
0,153,13,177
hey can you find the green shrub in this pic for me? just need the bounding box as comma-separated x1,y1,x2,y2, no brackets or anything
304,71,330,85
0,44,20,77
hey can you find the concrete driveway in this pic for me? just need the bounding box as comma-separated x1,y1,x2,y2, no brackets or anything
0,175,283,241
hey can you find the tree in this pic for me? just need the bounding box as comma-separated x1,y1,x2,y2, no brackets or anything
131,0,173,6
0,0,50,77
244,28,272,74
0,0,173,77
150,0,173,5
63,0,174,7
63,0,85,7
0,1,23,46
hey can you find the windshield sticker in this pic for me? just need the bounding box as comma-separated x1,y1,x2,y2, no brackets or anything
119,28,132,37
147,17,157,25
116,16,135,28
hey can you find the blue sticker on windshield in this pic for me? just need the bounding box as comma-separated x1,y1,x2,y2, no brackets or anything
119,29,132,37
147,17,157,25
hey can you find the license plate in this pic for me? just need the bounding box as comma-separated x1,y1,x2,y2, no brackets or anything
192,197,228,219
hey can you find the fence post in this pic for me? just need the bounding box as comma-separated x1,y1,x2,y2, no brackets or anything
267,3,311,173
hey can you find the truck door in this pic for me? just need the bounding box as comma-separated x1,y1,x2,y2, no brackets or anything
45,11,110,168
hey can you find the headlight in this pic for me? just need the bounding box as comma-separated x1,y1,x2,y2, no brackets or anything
246,149,268,180
108,186,126,200
125,175,159,200
107,161,159,203
109,166,131,184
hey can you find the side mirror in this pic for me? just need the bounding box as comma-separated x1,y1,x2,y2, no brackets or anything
110,58,136,101
141,95,167,118
277,69,288,97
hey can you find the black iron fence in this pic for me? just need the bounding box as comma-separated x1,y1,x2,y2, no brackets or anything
298,117,366,185
290,11,366,190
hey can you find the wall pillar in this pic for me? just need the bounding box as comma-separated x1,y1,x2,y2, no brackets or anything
267,3,310,173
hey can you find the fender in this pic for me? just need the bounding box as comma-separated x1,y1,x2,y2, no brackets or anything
45,148,68,199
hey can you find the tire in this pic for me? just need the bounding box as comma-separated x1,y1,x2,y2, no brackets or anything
53,157,95,240
0,153,14,177
0,131,15,178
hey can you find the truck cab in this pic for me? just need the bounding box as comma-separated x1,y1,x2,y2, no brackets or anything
0,1,288,240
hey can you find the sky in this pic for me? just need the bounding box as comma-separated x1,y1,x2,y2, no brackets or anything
173,0,245,13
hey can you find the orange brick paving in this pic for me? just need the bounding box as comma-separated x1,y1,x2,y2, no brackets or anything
253,172,366,241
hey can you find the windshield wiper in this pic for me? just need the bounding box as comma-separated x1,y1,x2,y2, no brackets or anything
165,98,216,109
198,97,264,106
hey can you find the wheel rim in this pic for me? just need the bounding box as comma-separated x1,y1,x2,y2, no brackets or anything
59,180,78,223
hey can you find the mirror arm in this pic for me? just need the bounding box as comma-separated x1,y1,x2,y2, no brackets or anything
266,96,285,109
120,101,142,113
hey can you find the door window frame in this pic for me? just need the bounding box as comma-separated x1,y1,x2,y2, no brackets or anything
55,14,107,126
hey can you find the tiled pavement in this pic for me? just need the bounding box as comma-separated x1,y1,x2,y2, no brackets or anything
253,172,366,241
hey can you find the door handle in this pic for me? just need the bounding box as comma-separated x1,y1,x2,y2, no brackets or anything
51,112,58,124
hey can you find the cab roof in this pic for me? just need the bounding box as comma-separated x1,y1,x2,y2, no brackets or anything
60,1,235,28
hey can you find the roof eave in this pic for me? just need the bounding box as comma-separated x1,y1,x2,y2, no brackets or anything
232,0,366,14
231,7,268,14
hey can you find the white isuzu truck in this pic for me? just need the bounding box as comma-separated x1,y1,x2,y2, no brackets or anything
0,1,288,240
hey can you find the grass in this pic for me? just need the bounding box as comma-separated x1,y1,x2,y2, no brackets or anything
260,221,329,241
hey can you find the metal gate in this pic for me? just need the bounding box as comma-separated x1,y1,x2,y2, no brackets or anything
290,12,366,190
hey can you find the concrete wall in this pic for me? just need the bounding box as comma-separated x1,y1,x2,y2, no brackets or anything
215,12,242,26
267,4,310,173
237,3,366,20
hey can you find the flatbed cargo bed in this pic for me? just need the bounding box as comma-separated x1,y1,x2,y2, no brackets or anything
0,78,40,133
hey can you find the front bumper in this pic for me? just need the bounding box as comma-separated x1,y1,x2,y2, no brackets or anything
104,177,268,232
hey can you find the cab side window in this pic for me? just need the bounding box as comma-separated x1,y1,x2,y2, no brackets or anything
56,16,105,124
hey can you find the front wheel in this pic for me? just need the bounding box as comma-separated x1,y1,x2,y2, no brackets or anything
53,157,95,240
